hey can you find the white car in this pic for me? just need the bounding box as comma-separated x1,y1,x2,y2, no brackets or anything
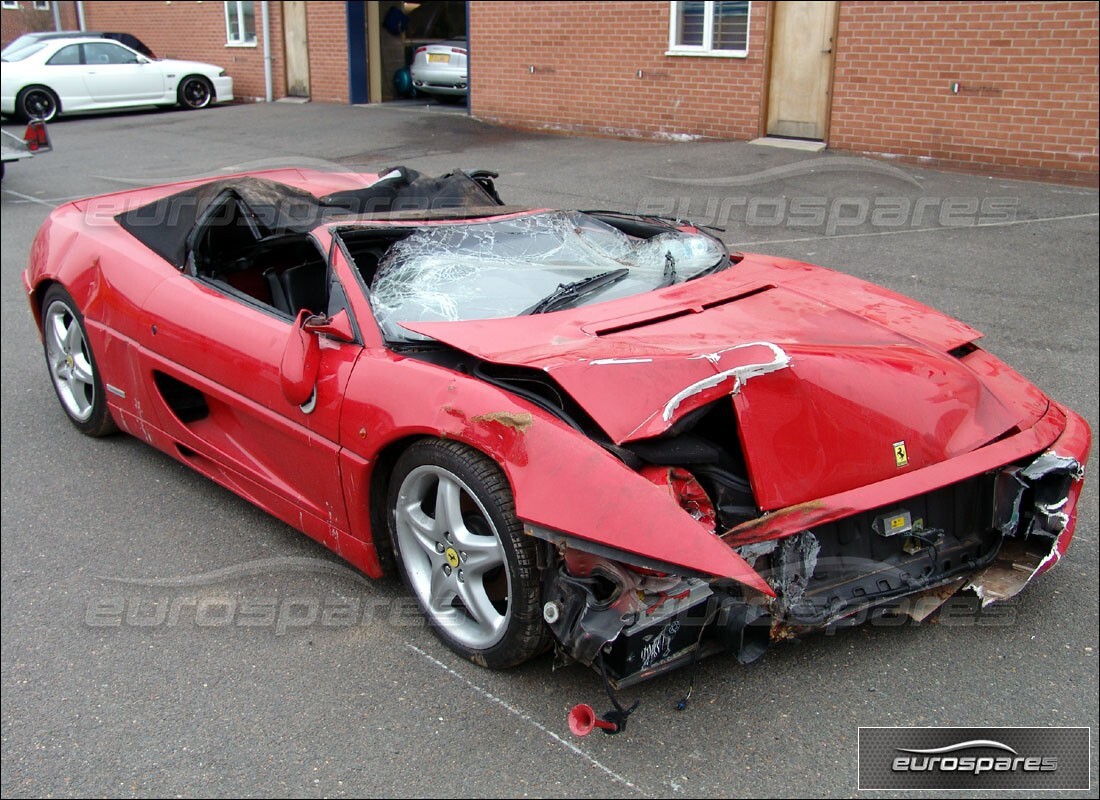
409,39,468,102
1,37,232,122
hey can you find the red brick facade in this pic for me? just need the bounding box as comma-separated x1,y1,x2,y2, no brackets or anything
303,2,351,104
470,0,769,141
468,1,1099,182
830,1,1098,183
5,2,1096,182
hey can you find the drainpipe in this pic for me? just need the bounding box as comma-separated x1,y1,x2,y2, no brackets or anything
52,0,61,31
76,1,86,31
261,1,273,102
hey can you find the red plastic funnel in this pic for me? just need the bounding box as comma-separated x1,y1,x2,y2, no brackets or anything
567,703,618,736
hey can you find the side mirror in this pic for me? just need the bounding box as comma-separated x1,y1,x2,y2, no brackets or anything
303,308,356,343
280,310,321,406
280,309,356,407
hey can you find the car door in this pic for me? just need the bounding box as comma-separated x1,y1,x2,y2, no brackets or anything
81,41,164,103
135,195,362,540
41,43,93,109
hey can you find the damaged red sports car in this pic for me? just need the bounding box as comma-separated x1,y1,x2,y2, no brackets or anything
24,167,1090,691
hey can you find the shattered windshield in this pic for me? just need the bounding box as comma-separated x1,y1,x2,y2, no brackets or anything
365,211,728,341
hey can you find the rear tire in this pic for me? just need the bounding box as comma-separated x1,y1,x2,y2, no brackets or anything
40,285,117,437
15,86,59,123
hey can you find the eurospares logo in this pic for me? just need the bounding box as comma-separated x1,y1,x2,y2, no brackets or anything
858,727,1090,790
894,739,1057,775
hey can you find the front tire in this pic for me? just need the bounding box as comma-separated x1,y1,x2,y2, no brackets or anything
388,439,548,668
178,76,213,110
40,285,117,437
16,86,59,123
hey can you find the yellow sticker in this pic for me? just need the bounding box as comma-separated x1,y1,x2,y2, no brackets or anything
893,441,908,468
445,547,460,568
889,515,907,530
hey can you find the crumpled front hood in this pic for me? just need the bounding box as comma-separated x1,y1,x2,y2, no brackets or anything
406,254,1050,509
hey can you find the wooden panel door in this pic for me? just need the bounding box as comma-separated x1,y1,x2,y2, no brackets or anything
284,0,311,98
766,1,838,140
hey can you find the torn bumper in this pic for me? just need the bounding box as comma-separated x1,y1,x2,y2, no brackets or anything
536,406,1088,687
965,407,1090,603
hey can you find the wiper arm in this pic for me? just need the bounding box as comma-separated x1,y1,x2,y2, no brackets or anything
522,268,630,315
657,250,677,288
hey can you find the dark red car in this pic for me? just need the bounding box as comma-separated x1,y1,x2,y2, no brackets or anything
23,167,1090,691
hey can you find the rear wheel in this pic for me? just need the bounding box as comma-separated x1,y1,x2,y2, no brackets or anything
40,285,117,437
388,439,548,668
178,76,213,110
16,86,59,123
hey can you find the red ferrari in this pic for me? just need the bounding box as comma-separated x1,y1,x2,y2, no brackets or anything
24,167,1090,691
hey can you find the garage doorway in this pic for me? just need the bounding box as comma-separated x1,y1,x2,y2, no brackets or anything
283,0,311,98
367,1,467,102
765,1,838,140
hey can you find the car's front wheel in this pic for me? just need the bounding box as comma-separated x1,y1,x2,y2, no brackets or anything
178,76,213,110
388,439,548,668
16,86,59,123
40,285,117,437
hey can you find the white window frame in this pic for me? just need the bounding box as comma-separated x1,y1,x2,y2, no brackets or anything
224,0,257,47
33,0,50,10
667,1,750,58
2,1,22,10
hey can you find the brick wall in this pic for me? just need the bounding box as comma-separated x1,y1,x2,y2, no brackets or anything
469,0,770,141
305,1,350,104
468,0,1099,182
830,1,1099,183
2,1,80,47
79,0,286,102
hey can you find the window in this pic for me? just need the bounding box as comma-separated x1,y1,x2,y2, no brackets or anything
46,44,82,65
33,0,49,10
83,41,141,65
225,0,256,46
5,42,47,61
668,1,750,57
1,1,20,10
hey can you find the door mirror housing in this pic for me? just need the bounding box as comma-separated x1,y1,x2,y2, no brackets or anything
281,310,321,406
280,310,356,406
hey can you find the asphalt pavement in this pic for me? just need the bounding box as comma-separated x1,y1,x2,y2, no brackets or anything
2,100,1098,798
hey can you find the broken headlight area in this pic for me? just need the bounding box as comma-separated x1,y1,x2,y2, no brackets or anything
624,400,761,530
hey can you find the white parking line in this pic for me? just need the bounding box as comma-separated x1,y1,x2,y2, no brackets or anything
1,188,59,208
736,211,1100,246
405,642,647,795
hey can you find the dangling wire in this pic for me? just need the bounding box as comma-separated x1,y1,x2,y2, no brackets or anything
676,602,722,711
595,652,640,734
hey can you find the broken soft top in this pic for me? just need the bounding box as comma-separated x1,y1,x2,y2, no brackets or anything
115,167,508,268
